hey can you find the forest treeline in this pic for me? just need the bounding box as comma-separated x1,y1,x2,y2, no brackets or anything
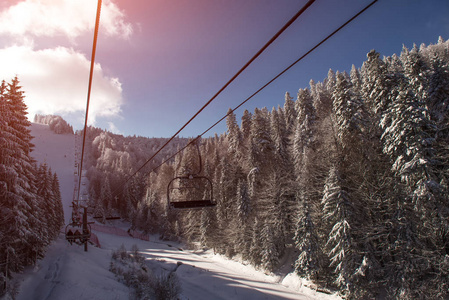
2,37,447,298
86,37,449,299
0,78,64,295
34,114,74,134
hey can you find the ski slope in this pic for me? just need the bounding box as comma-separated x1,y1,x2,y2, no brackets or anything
18,123,340,300
30,123,76,224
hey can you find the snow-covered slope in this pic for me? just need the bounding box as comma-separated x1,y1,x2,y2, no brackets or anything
17,123,340,300
30,123,75,224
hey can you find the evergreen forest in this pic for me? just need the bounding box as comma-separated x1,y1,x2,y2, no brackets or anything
1,37,448,299
86,38,449,299
0,78,65,294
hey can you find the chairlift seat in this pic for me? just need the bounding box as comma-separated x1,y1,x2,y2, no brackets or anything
65,223,91,244
170,199,216,209
166,138,215,210
167,175,215,210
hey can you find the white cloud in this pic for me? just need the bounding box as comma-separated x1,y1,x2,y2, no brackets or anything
0,45,123,126
0,0,132,40
0,0,130,130
107,122,122,134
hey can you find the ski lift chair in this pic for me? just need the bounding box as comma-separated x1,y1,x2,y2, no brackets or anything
166,137,216,210
65,223,91,245
65,205,91,245
167,175,215,209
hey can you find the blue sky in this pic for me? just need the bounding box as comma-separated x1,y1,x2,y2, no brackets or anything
1,0,448,138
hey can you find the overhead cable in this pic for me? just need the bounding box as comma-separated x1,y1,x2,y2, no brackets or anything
112,0,317,194
198,0,379,138
77,0,102,202
138,0,379,179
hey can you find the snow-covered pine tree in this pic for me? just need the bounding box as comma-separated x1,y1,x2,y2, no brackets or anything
361,50,394,116
51,172,64,234
247,108,276,220
291,85,323,279
0,77,38,274
293,88,316,176
236,179,250,222
35,164,53,241
240,109,252,144
292,131,323,280
226,108,243,158
21,163,48,266
199,202,218,250
312,80,332,119
312,69,336,119
270,107,290,168
183,210,202,246
261,220,279,272
248,108,274,170
294,194,320,280
283,92,296,136
378,44,449,298
262,172,292,260
332,72,365,149
322,165,360,296
249,217,263,267
231,177,252,258
426,41,449,257
331,70,381,297
271,107,297,233
218,153,242,256
350,65,362,93
325,69,336,94
46,166,59,237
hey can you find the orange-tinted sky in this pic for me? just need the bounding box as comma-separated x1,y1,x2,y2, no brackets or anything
1,0,448,137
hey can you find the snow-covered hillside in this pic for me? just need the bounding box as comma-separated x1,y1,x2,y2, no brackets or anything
16,123,340,300
30,123,75,224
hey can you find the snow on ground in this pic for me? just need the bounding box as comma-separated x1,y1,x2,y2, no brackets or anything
19,123,341,300
18,229,340,300
16,235,129,300
30,123,76,223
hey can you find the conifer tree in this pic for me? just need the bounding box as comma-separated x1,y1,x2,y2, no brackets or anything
293,88,316,176
51,172,64,232
270,108,290,168
283,92,296,135
236,179,250,222
249,218,263,266
226,108,242,157
333,72,365,148
350,65,362,92
35,164,53,241
239,109,251,140
312,81,332,119
248,108,274,169
199,205,218,249
294,195,320,280
426,46,449,256
233,178,252,258
0,77,37,273
261,221,279,272
322,166,359,296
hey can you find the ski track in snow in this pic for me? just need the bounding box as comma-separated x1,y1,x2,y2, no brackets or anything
16,123,340,300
